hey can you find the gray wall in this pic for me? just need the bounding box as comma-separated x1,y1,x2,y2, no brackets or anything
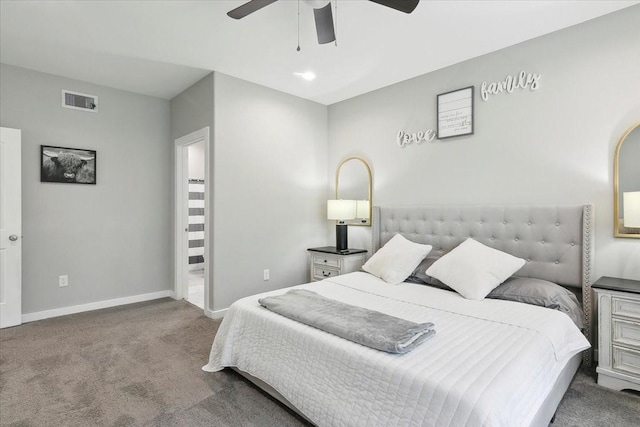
170,73,214,142
328,7,640,280
212,72,328,310
0,64,172,314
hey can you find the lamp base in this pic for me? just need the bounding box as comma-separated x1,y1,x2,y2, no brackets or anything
336,223,348,253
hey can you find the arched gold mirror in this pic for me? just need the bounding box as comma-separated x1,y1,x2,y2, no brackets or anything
336,157,372,226
614,121,640,238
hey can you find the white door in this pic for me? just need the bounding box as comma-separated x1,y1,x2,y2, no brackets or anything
0,127,22,328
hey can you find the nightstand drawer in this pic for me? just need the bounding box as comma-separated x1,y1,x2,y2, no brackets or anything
312,255,340,268
313,266,339,280
613,345,640,377
308,247,367,283
612,297,640,321
613,319,640,349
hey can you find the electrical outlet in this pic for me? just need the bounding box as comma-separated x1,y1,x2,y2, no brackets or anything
59,275,69,287
263,269,270,281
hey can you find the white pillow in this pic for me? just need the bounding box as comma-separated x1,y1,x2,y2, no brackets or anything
425,238,525,300
362,234,432,285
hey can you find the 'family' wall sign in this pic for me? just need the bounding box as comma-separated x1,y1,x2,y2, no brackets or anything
481,71,541,101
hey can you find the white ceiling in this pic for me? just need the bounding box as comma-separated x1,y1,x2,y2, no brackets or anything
1,0,637,105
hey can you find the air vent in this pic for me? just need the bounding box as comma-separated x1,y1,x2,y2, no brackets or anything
61,90,98,112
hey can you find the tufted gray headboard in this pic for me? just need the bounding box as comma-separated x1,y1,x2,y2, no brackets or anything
372,204,594,365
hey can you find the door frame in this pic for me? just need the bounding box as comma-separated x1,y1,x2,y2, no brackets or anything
174,127,210,313
0,127,22,328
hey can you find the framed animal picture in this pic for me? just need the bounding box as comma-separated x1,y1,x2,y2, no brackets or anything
41,145,96,184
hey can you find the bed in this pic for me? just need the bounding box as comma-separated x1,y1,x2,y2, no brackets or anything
203,205,594,426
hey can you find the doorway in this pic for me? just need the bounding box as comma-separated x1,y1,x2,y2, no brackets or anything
174,127,210,313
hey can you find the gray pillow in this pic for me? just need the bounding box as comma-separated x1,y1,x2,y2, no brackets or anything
487,277,584,329
406,255,453,291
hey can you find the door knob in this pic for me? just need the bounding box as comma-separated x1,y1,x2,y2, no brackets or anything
9,234,19,241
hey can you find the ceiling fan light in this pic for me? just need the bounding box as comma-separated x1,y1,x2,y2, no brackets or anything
294,71,316,81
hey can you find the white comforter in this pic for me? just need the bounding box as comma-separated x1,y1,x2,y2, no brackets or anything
203,272,590,427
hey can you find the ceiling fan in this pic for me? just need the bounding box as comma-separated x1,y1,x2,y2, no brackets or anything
227,0,420,45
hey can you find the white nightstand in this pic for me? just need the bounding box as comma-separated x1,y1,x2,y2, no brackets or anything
593,276,640,392
307,247,367,282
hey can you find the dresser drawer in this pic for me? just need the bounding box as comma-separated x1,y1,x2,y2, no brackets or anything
613,319,640,349
312,255,340,268
313,266,340,280
612,297,640,321
612,345,640,377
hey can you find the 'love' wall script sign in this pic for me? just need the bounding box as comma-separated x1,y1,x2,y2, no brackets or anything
396,130,437,148
481,71,541,101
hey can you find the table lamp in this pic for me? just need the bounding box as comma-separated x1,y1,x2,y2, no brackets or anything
327,200,356,252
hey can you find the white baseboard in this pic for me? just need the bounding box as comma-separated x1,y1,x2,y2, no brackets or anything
205,307,227,319
21,290,173,323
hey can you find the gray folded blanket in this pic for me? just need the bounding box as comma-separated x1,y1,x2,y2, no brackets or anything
258,289,435,354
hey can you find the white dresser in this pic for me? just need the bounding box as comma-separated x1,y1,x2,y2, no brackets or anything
593,276,640,392
307,247,367,282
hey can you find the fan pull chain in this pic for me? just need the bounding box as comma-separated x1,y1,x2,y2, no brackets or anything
297,0,301,51
334,0,338,47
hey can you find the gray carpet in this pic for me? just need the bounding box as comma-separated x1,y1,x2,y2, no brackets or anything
1,299,638,426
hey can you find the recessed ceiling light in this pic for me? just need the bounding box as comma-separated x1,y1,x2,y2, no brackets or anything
294,71,316,81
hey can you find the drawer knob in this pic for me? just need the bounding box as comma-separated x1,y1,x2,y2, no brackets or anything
323,271,331,277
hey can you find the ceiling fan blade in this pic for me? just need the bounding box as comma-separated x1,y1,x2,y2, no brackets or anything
227,0,279,19
368,0,419,14
313,3,336,44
